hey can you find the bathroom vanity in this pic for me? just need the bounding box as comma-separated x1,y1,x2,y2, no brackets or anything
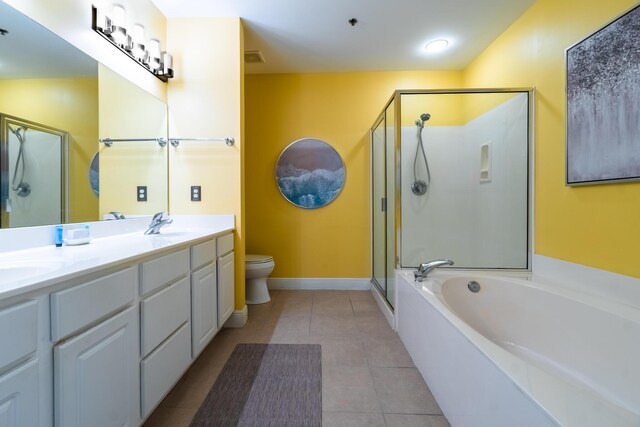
0,215,235,426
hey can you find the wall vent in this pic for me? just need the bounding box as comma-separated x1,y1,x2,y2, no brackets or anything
244,50,265,64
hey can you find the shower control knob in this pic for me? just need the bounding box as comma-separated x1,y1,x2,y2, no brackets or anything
411,180,428,195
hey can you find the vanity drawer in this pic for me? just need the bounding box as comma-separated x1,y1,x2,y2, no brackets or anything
140,276,190,357
51,267,137,342
0,300,38,371
141,321,191,417
140,248,189,296
191,239,216,270
216,233,234,256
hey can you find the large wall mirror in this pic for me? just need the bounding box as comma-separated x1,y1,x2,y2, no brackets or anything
0,1,168,228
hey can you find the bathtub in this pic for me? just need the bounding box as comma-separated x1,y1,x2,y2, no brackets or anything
396,271,640,427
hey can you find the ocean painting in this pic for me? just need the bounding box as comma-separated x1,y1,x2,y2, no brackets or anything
566,4,640,185
276,138,345,208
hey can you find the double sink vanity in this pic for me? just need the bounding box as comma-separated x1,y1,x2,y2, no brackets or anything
0,215,235,426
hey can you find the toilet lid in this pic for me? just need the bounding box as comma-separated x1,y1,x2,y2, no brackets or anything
246,254,274,264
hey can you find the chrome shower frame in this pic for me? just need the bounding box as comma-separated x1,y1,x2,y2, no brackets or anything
369,88,535,310
0,114,69,228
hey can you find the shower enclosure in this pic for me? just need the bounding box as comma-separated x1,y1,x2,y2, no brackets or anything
371,89,533,309
1,114,68,228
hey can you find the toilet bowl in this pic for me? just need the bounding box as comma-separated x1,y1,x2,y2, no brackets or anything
245,254,275,304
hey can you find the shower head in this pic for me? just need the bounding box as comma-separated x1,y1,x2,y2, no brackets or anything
415,113,431,128
8,125,26,138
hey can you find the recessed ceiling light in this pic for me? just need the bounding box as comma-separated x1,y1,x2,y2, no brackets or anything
425,39,449,53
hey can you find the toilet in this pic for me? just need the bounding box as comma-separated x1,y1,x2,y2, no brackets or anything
245,254,275,304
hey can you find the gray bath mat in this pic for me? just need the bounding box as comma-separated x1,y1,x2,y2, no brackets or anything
190,343,322,427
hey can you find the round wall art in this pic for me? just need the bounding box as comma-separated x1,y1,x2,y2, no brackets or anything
276,138,346,209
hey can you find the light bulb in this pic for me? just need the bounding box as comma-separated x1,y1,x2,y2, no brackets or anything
112,4,126,28
132,24,144,45
148,39,160,58
148,39,161,70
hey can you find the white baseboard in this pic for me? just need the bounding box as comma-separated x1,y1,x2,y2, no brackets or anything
223,305,248,328
267,278,371,291
370,283,395,330
533,254,640,310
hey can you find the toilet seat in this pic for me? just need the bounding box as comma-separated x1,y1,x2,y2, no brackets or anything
246,254,274,264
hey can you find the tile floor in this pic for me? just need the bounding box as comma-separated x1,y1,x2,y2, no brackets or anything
143,289,450,427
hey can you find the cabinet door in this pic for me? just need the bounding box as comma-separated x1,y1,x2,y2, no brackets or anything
191,262,217,358
0,359,39,427
54,306,139,427
217,251,235,326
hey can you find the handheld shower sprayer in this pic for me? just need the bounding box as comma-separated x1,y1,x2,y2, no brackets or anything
8,125,31,197
417,113,431,127
411,113,431,196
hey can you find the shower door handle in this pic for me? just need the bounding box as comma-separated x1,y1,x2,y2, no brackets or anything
381,197,387,212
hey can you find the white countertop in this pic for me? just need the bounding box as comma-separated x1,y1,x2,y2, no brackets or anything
0,215,234,301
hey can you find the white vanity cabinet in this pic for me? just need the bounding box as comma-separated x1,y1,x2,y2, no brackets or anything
51,267,139,427
0,300,40,427
53,306,138,427
139,249,191,418
191,240,218,358
217,234,235,326
0,219,235,427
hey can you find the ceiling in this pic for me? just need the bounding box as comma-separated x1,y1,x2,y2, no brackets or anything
151,0,535,74
0,1,97,78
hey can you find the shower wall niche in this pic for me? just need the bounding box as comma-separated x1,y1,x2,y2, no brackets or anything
371,89,532,308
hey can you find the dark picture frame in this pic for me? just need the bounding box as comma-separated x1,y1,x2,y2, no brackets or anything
566,4,640,185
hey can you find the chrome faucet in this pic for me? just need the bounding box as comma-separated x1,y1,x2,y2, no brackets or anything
414,259,454,282
144,212,173,235
108,211,125,220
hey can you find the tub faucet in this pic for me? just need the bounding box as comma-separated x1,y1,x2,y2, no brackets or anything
415,259,454,282
144,212,173,235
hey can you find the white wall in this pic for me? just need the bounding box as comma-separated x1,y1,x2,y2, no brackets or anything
401,93,528,268
2,0,167,101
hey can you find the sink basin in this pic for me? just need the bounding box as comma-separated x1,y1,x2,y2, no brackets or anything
0,259,64,285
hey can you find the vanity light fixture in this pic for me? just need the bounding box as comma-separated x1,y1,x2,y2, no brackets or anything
91,5,174,82
425,39,449,53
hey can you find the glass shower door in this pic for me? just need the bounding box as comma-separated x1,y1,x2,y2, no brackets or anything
371,116,386,292
371,98,398,309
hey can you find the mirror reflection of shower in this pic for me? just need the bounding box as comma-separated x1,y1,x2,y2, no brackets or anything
8,125,31,197
1,115,67,228
411,112,431,196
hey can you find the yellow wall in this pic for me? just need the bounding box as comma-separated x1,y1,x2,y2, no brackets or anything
167,18,246,309
400,93,465,127
463,0,640,277
98,64,169,217
0,78,99,223
245,71,462,278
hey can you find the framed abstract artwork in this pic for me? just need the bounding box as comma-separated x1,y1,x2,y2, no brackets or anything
566,4,640,185
276,138,345,209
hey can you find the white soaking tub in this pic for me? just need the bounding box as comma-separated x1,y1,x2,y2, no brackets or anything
396,271,640,427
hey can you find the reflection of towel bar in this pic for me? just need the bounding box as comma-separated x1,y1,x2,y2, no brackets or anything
169,137,235,147
100,137,167,147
